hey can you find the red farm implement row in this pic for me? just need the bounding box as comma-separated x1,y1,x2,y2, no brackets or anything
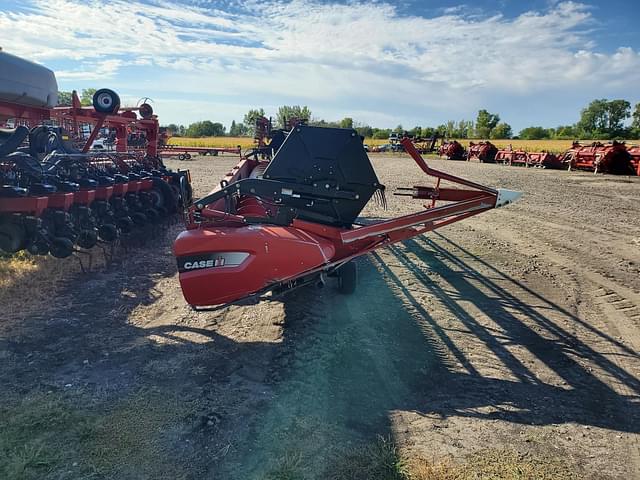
437,140,499,163
495,149,563,169
629,145,640,175
467,141,498,163
0,51,192,258
558,141,637,175
439,138,637,175
173,127,521,309
438,140,466,160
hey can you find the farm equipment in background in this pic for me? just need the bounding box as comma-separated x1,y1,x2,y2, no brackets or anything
625,145,640,175
438,140,466,160
495,148,563,169
495,148,528,167
173,127,521,309
526,151,563,169
0,51,192,258
558,141,635,175
158,129,241,160
467,141,498,163
250,116,289,159
409,132,441,154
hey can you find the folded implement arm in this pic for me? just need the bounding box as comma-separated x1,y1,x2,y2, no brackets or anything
174,127,521,308
340,137,519,244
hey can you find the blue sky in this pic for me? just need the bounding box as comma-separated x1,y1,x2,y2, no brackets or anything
1,0,639,133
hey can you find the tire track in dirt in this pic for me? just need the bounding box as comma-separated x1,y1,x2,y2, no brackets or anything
460,216,640,475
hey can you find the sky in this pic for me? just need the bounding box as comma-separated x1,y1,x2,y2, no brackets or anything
1,0,639,133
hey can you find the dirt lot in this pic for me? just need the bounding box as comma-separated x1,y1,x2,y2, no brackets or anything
1,153,639,479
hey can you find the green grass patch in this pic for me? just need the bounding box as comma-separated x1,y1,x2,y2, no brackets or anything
0,389,191,480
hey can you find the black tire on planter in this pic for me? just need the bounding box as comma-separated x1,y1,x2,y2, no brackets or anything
116,216,134,234
77,229,98,249
0,221,26,253
185,153,192,160
98,223,119,242
92,89,121,114
337,261,357,294
139,103,153,119
152,178,178,213
178,154,186,161
49,237,74,258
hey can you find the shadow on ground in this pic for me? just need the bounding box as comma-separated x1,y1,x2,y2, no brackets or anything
1,228,638,479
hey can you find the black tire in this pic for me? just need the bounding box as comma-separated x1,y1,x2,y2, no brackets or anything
139,103,153,119
77,229,98,249
178,153,186,161
185,153,192,160
98,223,119,242
0,222,26,253
131,212,147,226
93,88,121,114
151,178,178,213
116,216,134,234
49,237,74,258
145,208,161,223
337,261,357,294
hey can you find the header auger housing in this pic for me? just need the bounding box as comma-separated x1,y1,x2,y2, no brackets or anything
174,126,521,309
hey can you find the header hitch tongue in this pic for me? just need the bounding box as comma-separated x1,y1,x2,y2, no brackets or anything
174,126,522,309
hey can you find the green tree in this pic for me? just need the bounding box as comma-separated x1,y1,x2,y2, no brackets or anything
80,88,97,106
444,120,456,138
490,122,512,139
475,109,500,138
243,108,266,135
554,125,577,139
577,99,630,138
57,90,73,106
420,127,436,138
229,120,248,136
458,120,474,139
185,121,225,137
372,129,391,139
519,126,550,140
606,99,631,136
276,105,311,129
354,123,373,138
632,103,640,137
339,117,354,129
163,123,184,136
408,126,422,137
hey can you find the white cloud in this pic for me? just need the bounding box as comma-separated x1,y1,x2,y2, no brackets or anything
56,59,124,80
0,0,637,128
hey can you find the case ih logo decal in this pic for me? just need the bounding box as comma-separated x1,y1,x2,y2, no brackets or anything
177,252,249,273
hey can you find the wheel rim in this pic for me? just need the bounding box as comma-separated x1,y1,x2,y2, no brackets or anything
96,93,113,109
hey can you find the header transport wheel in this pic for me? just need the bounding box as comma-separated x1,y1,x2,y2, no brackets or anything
92,88,121,114
337,261,357,295
139,102,153,119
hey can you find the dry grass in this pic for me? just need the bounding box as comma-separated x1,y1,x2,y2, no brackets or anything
0,253,80,324
406,449,578,480
262,436,579,480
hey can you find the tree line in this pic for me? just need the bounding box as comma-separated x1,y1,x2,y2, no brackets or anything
55,91,637,140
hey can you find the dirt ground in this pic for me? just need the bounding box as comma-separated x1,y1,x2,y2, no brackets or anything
1,153,639,479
